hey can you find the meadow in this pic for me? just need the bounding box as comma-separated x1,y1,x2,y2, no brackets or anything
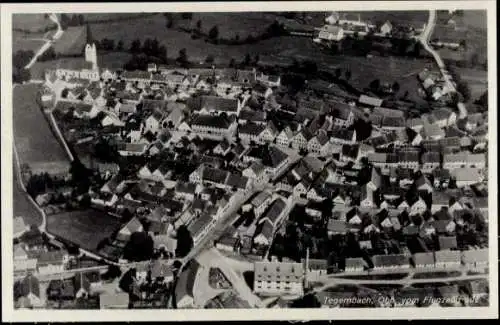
13,84,70,175
46,209,123,252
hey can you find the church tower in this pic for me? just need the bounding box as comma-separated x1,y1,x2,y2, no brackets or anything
84,23,98,70
84,43,98,70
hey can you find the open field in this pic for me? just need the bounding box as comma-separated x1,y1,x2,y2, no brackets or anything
433,11,487,66
13,84,70,175
13,31,46,52
46,209,123,252
175,12,277,39
52,26,86,56
13,13,56,32
455,67,488,102
344,11,428,27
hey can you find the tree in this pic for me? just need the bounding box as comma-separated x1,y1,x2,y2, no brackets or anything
253,54,260,65
345,69,352,81
38,46,57,61
129,39,141,54
392,81,400,94
158,45,168,63
335,68,342,79
208,25,219,40
123,231,154,262
175,225,193,257
60,14,71,30
13,68,31,84
242,53,251,66
117,40,124,51
177,48,188,67
205,54,215,64
474,90,488,110
369,79,380,92
456,81,471,102
166,16,174,29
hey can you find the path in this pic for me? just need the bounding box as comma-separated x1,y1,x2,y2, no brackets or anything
24,13,63,70
418,10,467,118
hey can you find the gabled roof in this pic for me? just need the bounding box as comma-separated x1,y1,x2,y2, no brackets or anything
191,114,233,129
261,198,286,226
20,274,40,298
120,217,143,235
372,254,408,267
199,95,239,113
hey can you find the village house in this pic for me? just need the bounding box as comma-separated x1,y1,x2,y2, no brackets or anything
302,258,328,277
253,261,304,296
34,250,69,274
344,257,365,272
291,129,314,150
443,152,486,170
190,114,237,138
116,217,144,243
188,212,216,247
314,25,345,42
434,250,461,268
461,248,488,269
372,254,410,270
16,274,43,308
196,95,242,116
413,252,436,268
421,151,441,173
238,122,278,145
452,168,484,188
380,20,393,35
256,72,281,88
250,191,273,218
307,131,331,156
215,235,240,252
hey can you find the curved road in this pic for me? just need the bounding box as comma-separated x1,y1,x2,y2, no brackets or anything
24,13,63,70
418,10,467,118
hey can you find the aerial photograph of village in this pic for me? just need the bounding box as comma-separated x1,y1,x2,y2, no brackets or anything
10,7,490,311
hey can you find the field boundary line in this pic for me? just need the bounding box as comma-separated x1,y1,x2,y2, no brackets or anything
12,140,48,231
46,111,75,162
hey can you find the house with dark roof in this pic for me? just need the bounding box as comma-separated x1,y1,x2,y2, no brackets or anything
17,274,42,308
188,212,216,246
372,254,410,270
238,122,277,145
196,95,242,116
190,114,236,137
